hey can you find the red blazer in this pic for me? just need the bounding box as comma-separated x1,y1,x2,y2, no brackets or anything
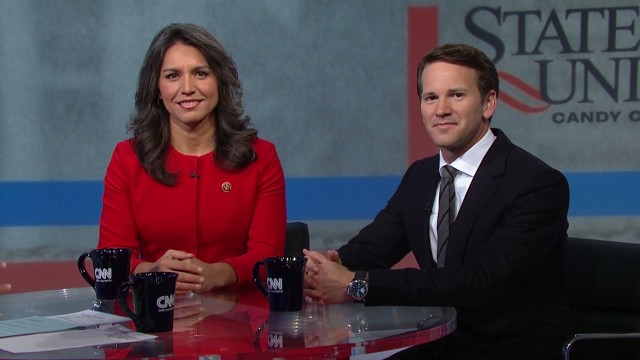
98,137,286,286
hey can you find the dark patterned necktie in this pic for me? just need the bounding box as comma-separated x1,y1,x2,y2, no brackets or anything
437,165,457,267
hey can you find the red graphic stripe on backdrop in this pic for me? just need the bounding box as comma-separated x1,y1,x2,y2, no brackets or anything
407,6,439,164
499,71,550,113
500,93,551,113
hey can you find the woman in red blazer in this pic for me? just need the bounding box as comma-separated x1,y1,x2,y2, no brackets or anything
98,23,286,293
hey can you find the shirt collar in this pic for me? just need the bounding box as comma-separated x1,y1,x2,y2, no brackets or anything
439,128,497,177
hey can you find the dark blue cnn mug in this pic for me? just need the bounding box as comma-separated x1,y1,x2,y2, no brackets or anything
253,256,307,312
78,248,132,301
117,272,178,333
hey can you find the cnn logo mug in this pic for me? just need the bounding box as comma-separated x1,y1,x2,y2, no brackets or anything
117,272,178,333
78,248,132,301
253,256,307,312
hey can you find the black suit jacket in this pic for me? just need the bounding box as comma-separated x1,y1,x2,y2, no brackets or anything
339,129,572,358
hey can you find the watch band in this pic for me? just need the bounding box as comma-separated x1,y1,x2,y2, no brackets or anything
353,271,367,282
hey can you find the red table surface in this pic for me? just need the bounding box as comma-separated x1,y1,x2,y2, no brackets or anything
0,284,456,359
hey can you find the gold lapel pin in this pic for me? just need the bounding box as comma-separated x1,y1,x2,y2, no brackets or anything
221,182,232,193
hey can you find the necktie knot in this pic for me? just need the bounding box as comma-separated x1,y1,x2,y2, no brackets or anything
442,165,456,180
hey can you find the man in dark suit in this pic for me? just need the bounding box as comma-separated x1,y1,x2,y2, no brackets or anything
303,43,572,359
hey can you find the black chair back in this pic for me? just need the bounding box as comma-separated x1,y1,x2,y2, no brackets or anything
285,222,310,257
563,237,640,360
566,237,640,332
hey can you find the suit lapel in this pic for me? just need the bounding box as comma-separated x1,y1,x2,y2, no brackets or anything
413,159,440,268
446,129,511,264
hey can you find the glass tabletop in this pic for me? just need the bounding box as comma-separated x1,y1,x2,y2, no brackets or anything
0,286,456,359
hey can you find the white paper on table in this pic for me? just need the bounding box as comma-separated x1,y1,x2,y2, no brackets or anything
0,324,156,353
0,310,131,338
47,310,131,327
0,316,78,338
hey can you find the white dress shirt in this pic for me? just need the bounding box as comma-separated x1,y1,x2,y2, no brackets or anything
429,129,497,261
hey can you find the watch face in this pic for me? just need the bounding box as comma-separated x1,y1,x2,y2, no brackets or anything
348,280,368,301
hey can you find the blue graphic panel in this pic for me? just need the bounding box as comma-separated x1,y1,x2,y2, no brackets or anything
0,172,638,226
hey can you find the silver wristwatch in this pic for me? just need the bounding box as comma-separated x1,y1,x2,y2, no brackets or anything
346,271,368,302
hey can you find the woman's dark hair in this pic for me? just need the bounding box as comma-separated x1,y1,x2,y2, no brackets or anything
128,23,257,185
416,43,499,100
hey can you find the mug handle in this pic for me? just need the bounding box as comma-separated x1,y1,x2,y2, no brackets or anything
77,253,96,289
252,261,268,297
117,282,144,330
